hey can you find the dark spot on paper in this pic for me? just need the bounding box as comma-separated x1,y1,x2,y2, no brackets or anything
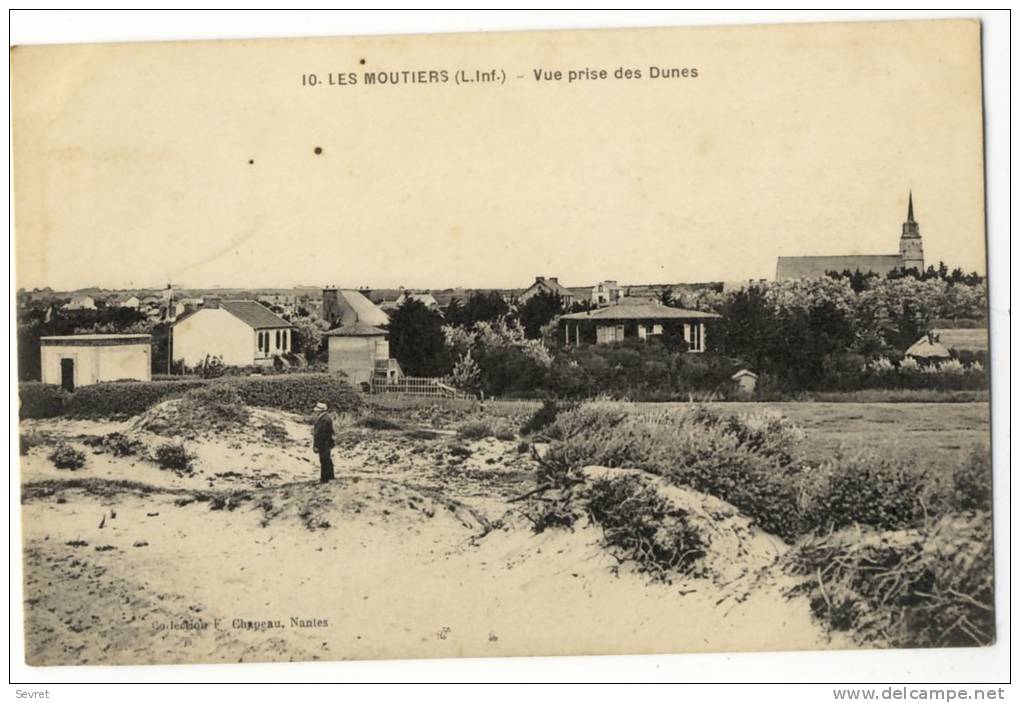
314,147,323,155
248,159,254,165
360,58,366,65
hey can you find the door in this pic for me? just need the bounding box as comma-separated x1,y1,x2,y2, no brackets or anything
60,358,75,392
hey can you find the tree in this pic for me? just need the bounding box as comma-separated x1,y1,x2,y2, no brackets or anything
292,317,329,362
387,299,453,376
446,291,509,327
517,290,563,339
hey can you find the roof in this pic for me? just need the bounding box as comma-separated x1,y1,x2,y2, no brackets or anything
732,369,758,380
905,339,951,359
332,289,390,327
326,321,388,337
194,300,294,329
41,334,151,346
906,328,988,357
559,303,720,322
776,255,903,280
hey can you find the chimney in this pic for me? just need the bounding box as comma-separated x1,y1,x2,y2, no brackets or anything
322,286,340,326
535,276,545,284
549,277,559,284
205,296,221,309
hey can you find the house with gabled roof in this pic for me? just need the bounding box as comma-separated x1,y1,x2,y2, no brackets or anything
519,276,578,307
171,297,294,368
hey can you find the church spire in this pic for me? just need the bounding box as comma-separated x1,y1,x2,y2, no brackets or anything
907,191,915,223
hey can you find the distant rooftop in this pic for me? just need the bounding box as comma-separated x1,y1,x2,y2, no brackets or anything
560,303,720,321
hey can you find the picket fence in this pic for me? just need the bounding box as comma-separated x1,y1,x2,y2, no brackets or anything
370,376,473,400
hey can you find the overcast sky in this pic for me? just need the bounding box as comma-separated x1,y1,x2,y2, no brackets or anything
13,20,986,291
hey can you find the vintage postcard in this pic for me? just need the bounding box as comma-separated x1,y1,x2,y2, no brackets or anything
12,19,991,667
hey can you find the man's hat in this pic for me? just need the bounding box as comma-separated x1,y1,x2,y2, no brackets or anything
313,402,327,412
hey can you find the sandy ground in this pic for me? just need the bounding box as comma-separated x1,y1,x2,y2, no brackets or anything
19,407,843,666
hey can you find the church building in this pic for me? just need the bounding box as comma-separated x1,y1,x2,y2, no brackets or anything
776,193,925,279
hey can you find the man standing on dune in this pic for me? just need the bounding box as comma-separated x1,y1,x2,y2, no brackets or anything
312,402,335,483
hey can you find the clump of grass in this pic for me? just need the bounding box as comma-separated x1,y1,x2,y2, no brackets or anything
49,443,86,471
86,432,145,457
456,417,516,441
785,512,994,647
446,443,472,459
154,443,193,473
261,422,290,444
583,475,707,580
356,414,403,431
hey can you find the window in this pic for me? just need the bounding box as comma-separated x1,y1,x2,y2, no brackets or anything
275,330,281,349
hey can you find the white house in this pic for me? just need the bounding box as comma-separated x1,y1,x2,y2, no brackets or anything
108,294,141,309
62,295,96,311
172,298,294,368
592,280,625,307
40,334,151,391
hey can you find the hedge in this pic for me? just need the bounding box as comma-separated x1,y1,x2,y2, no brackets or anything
19,382,68,419
64,380,208,418
19,373,361,419
221,373,361,413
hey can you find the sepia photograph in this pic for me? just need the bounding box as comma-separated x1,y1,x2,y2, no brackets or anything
9,13,1001,678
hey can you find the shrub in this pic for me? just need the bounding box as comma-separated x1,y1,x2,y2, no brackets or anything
540,404,810,540
19,382,68,419
96,432,145,457
456,416,516,441
522,495,578,533
180,385,250,425
221,374,362,414
261,422,290,444
806,451,931,533
786,512,993,647
584,475,707,579
65,380,207,418
49,443,86,470
356,414,403,431
939,446,993,513
520,399,575,437
154,443,193,473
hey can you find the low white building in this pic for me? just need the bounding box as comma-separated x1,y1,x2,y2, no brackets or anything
326,321,392,387
172,298,294,368
62,295,96,311
40,334,152,390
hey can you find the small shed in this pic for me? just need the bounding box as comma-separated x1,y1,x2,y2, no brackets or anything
326,321,391,386
40,334,152,391
731,369,759,397
905,328,987,361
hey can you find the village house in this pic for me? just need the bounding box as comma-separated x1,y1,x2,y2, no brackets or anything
171,297,294,368
326,321,401,387
905,327,988,362
40,334,152,391
558,301,720,351
321,287,389,328
107,294,141,309
519,276,579,307
390,291,440,311
592,280,625,307
62,294,96,311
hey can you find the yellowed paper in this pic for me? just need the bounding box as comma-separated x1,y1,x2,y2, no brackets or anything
13,20,990,667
